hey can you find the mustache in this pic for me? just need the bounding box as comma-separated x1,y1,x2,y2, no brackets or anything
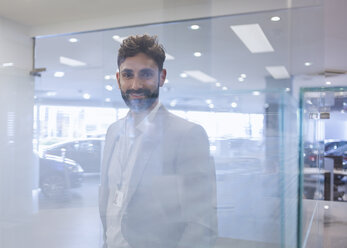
125,89,151,96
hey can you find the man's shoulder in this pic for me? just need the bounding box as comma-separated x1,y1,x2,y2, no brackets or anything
161,107,206,134
106,118,125,137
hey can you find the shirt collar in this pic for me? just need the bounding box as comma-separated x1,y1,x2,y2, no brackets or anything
125,101,161,136
136,101,161,133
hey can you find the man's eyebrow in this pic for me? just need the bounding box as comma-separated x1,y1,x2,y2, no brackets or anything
120,68,133,73
139,68,155,73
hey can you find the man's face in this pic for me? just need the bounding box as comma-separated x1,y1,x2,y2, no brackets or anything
116,53,166,112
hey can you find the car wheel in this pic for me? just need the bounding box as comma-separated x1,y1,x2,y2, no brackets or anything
41,175,66,198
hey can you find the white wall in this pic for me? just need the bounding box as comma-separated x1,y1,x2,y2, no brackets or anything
0,16,36,247
325,112,347,140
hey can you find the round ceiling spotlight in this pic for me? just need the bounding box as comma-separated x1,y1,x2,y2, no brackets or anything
83,93,91,100
194,52,202,57
180,73,188,78
105,85,113,91
271,16,281,22
54,71,65,77
69,38,79,43
190,25,200,30
231,102,238,108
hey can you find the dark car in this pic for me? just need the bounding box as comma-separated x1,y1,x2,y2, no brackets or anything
42,138,104,173
325,143,347,169
325,140,347,152
39,154,84,197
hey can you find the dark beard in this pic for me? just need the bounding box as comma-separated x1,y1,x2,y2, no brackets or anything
121,87,159,112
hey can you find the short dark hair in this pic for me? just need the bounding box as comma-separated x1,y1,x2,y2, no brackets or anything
117,34,166,71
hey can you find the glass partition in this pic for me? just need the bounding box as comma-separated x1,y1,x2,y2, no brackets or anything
0,2,325,247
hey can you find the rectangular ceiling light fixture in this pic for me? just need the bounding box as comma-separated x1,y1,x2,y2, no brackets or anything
265,66,290,79
59,56,86,67
184,70,217,83
165,53,175,60
112,35,127,43
230,24,274,53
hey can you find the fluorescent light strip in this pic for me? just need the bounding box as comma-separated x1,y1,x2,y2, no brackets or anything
230,24,274,53
112,35,127,43
184,70,217,83
2,62,14,67
165,53,175,60
265,66,290,79
60,56,86,67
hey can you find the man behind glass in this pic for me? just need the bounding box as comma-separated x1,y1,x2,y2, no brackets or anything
99,34,217,248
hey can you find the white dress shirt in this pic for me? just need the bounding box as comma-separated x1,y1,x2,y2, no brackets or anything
106,102,161,248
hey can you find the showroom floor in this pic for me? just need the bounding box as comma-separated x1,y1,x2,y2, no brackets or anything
2,175,346,248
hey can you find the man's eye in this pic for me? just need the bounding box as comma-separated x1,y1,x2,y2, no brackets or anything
139,70,154,79
122,72,133,78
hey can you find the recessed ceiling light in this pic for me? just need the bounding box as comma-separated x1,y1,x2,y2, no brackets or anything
46,91,57,96
180,73,188,78
238,77,245,82
326,81,332,85
252,91,261,96
105,85,113,91
2,62,14,67
194,52,202,57
285,88,291,92
170,100,177,107
83,93,91,100
209,104,214,109
105,98,111,102
271,16,281,22
205,99,212,104
240,74,247,78
304,62,312,66
324,205,329,210
60,56,86,67
190,24,200,30
54,71,65,77
265,66,290,79
230,24,274,53
69,38,78,43
210,145,217,151
222,86,228,91
216,82,221,87
231,102,238,108
104,75,111,80
184,70,217,83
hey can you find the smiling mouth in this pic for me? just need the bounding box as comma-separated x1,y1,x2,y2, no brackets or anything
129,93,145,99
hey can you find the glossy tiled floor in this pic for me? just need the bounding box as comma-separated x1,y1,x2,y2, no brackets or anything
2,177,346,248
323,201,347,248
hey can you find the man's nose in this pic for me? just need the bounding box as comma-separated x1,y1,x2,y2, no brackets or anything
130,76,142,90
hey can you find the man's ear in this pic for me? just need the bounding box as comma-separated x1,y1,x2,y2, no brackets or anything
159,69,167,87
116,72,121,89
